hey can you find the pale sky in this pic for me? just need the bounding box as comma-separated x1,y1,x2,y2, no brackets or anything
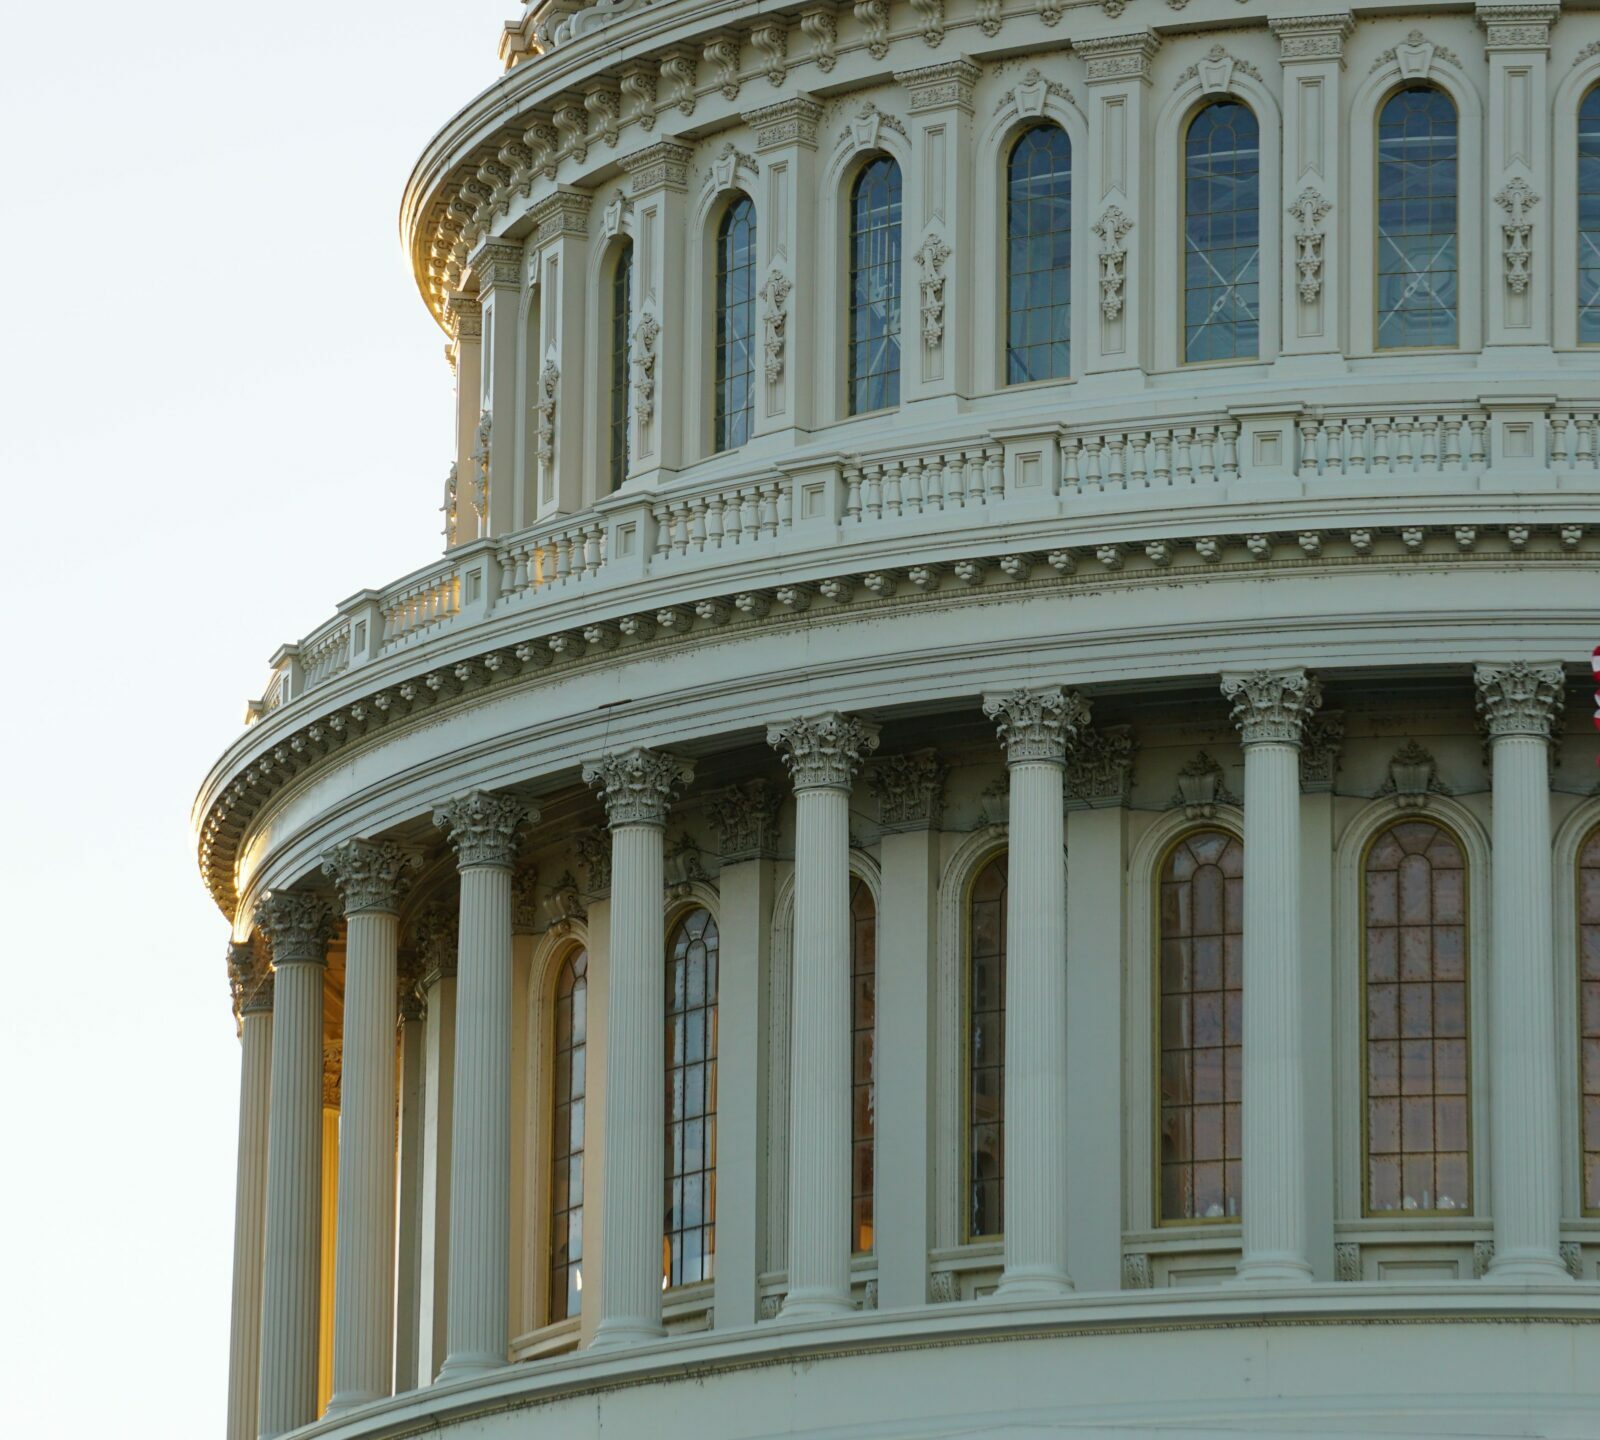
0,5,514,1431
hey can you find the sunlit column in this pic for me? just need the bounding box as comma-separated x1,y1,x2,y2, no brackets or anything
433,792,532,1380
393,952,427,1393
770,714,881,1318
415,905,458,1383
1477,661,1570,1282
254,892,334,1439
982,686,1089,1298
1222,668,1321,1284
583,747,695,1348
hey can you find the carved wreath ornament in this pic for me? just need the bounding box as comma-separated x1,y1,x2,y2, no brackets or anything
1092,206,1134,320
1287,187,1332,304
631,312,661,427
912,234,952,347
1494,177,1539,295
758,270,792,383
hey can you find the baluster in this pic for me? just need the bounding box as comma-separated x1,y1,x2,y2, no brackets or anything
1147,430,1168,486
923,453,945,509
1128,432,1148,487
1174,428,1193,484
1372,418,1392,474
1550,412,1570,470
687,498,706,552
1443,416,1463,472
1107,435,1126,489
1298,417,1320,479
985,446,1004,501
843,465,863,520
651,505,670,558
1075,436,1099,491
864,463,885,520
1395,418,1415,473
1420,416,1440,472
1220,421,1240,482
940,452,962,507
902,457,924,514
1468,414,1488,468
1324,419,1345,478
1197,425,1217,483
1580,415,1598,471
704,494,725,549
777,477,793,530
586,525,603,575
883,460,903,518
1343,418,1364,476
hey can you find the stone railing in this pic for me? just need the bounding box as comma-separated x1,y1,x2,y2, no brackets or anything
245,393,1600,722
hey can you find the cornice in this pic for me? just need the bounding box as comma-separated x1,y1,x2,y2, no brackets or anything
195,518,1594,920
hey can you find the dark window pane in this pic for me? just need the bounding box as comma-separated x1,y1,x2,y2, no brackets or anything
547,948,589,1319
1184,102,1260,363
714,198,757,452
848,158,902,414
967,854,1007,1237
1377,86,1459,349
664,908,719,1287
1005,124,1072,383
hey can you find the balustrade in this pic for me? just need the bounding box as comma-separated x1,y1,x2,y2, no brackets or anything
1061,423,1240,493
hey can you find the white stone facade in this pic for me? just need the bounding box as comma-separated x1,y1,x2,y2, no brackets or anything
205,2,1600,1437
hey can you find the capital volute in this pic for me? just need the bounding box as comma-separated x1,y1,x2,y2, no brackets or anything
228,939,275,1024
982,687,1090,765
322,838,421,916
1221,669,1323,745
623,140,693,195
445,291,482,343
583,746,696,827
768,712,881,792
742,94,824,153
1074,30,1161,85
706,779,785,860
468,236,525,294
433,791,534,869
1474,661,1565,739
253,891,336,966
1269,12,1355,64
1475,3,1559,50
413,902,459,986
866,750,948,830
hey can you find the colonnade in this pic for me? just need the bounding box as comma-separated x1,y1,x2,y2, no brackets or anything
224,660,1572,1439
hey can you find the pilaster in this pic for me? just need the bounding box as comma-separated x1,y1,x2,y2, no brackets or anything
530,187,593,517
470,237,529,535
445,293,485,544
393,953,427,1395
415,907,457,1382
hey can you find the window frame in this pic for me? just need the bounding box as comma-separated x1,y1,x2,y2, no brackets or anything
962,848,1008,1244
1003,120,1074,387
712,195,758,454
1577,83,1600,348
1180,97,1264,368
663,900,720,1292
845,153,905,418
545,943,589,1324
606,240,634,493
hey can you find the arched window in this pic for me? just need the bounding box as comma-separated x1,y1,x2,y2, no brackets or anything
608,243,633,491
1006,124,1072,383
967,853,1006,1239
1579,826,1600,1214
714,198,756,452
1376,86,1459,350
1184,100,1260,363
1157,830,1244,1222
665,906,718,1286
548,947,588,1320
1580,87,1600,345
1363,820,1470,1214
850,877,877,1253
848,157,902,415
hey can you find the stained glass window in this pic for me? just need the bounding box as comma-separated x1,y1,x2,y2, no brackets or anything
1158,830,1244,1222
608,243,632,491
1579,87,1600,344
1376,86,1459,349
848,158,902,414
1364,820,1471,1214
850,877,877,1253
1006,124,1072,383
1184,101,1260,363
665,907,719,1286
967,854,1006,1239
714,199,756,452
1579,827,1600,1213
548,947,587,1320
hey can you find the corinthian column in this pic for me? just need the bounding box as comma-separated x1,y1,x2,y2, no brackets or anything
981,687,1089,1298
1477,661,1570,1282
432,792,532,1380
582,747,695,1347
322,840,417,1413
769,713,880,1318
1222,669,1321,1284
226,944,273,1440
254,891,334,1439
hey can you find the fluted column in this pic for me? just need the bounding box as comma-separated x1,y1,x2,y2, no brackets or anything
582,747,695,1347
1477,661,1570,1282
226,945,274,1440
432,792,532,1380
254,892,334,1439
769,714,881,1317
323,840,417,1414
393,954,427,1394
1222,669,1321,1284
982,687,1089,1298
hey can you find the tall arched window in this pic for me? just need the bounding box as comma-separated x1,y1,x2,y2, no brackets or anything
714,198,756,452
1579,826,1600,1214
608,243,633,491
1363,820,1470,1214
548,947,588,1320
1580,87,1600,345
850,877,877,1253
967,853,1006,1239
1157,830,1244,1222
848,157,902,415
1376,86,1459,350
1184,101,1260,363
665,906,718,1286
1006,124,1072,383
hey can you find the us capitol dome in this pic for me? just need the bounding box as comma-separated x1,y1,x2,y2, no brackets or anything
203,2,1600,1436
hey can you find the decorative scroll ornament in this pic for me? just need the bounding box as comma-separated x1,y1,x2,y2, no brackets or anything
751,19,789,85
323,1039,342,1109
584,747,696,826
994,68,1073,118
414,902,459,984
1494,177,1539,295
228,940,274,1025
1334,1243,1362,1282
584,83,621,147
254,892,335,965
553,101,588,165
601,189,633,239
511,867,541,933
799,5,839,70
845,101,907,152
573,829,612,894
441,461,459,545
1222,669,1322,744
1474,660,1565,739
1172,751,1238,819
707,779,785,859
536,360,559,466
704,32,742,100
1298,710,1344,792
1121,1253,1153,1289
432,790,532,868
759,270,792,383
975,0,1001,36
470,410,491,519
632,312,661,426
659,49,698,116
1287,187,1333,303
539,871,587,933
1370,30,1460,77
769,712,882,791
867,750,948,830
1064,723,1137,808
982,687,1091,764
397,947,427,1019
620,65,658,132
664,832,709,895
908,0,945,47
1175,44,1262,93
1377,739,1451,810
321,838,419,915
912,233,952,347
708,142,759,193
1092,206,1134,320
853,0,890,60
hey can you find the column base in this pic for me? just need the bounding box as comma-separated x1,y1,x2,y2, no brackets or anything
1486,1249,1574,1284
994,1266,1075,1300
435,1352,509,1384
589,1316,666,1350
778,1285,854,1321
1233,1253,1314,1285
323,1390,385,1421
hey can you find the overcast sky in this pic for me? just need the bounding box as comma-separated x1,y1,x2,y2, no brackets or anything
0,5,513,1431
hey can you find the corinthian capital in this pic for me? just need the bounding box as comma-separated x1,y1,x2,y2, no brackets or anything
254,891,335,966
228,940,275,1023
867,750,947,830
1221,669,1322,745
768,712,881,791
982,687,1091,765
1474,661,1565,739
583,747,696,826
322,838,420,915
433,791,534,868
